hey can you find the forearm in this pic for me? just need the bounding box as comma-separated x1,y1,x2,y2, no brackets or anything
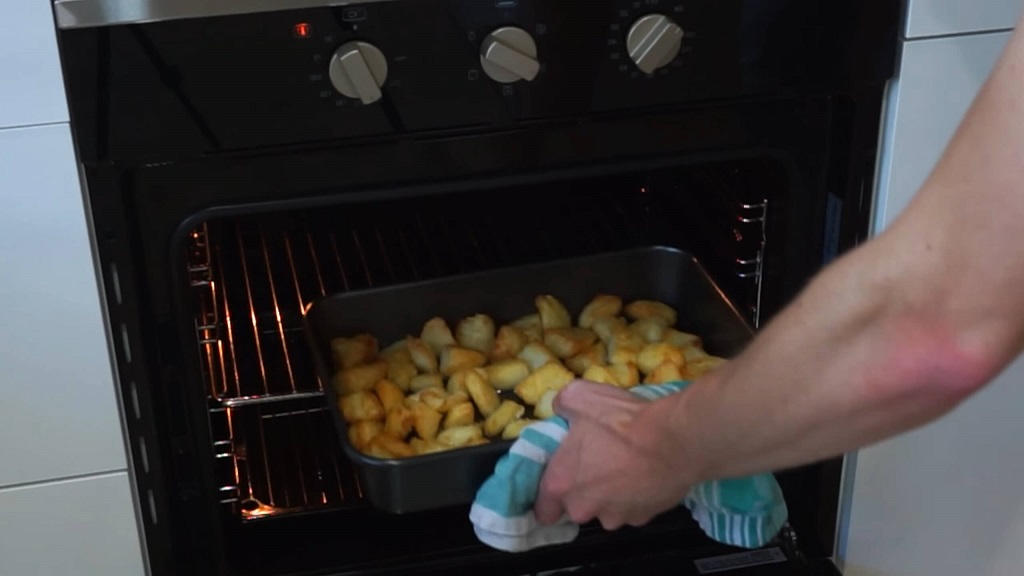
656,16,1024,481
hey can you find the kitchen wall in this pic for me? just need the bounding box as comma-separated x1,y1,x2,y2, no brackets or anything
841,2,1024,575
0,1,145,574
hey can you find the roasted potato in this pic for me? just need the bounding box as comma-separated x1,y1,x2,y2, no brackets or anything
441,390,471,412
591,316,627,342
607,330,644,366
446,367,483,395
408,387,448,411
379,339,407,360
581,365,617,386
484,399,526,437
645,361,686,384
543,327,598,359
624,299,678,325
421,317,457,356
535,295,572,329
682,355,727,379
608,363,640,388
406,336,439,374
437,424,485,447
333,361,388,395
465,368,501,417
485,358,531,390
514,362,575,405
518,342,560,371
502,419,537,440
374,379,406,412
629,318,668,343
444,401,476,429
411,402,442,440
491,325,529,360
578,294,623,329
439,345,488,376
339,391,384,422
386,354,417,392
534,389,558,420
331,333,379,370
566,342,606,376
637,342,686,375
408,373,443,393
384,406,416,438
456,314,496,354
410,437,452,455
348,420,383,450
366,434,416,459
663,329,702,350
511,314,544,343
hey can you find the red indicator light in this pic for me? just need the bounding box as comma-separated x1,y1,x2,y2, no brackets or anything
294,23,312,38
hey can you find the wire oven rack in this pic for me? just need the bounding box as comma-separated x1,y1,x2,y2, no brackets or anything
188,169,770,520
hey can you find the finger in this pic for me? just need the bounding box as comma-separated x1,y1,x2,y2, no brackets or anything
552,380,595,420
626,513,656,528
534,470,566,525
599,515,625,531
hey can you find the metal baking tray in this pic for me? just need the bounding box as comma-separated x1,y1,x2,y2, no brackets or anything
303,246,754,514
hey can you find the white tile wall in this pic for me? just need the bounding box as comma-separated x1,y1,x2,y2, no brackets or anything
0,473,146,576
0,0,70,128
905,0,1023,38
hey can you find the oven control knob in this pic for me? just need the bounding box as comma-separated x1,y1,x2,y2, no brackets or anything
329,41,389,104
626,14,684,75
479,26,540,84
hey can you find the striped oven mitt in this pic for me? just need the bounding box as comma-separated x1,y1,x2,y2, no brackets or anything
468,381,789,553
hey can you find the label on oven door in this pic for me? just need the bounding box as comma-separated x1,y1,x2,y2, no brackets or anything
693,547,787,573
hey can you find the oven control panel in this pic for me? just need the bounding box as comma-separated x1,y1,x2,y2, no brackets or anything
63,0,745,157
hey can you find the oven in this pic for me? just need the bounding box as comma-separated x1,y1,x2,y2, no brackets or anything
53,0,899,574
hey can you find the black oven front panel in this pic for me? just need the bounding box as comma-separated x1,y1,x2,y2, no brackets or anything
59,0,897,164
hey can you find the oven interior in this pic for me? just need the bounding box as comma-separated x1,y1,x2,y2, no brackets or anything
177,155,837,575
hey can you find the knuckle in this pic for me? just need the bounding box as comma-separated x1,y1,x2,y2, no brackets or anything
566,503,596,525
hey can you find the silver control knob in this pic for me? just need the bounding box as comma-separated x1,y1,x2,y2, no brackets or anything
479,26,540,84
329,41,389,104
626,14,684,75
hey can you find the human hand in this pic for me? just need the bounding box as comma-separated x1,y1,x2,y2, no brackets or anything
533,380,695,531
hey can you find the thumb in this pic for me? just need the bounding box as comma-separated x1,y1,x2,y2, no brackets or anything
554,379,634,421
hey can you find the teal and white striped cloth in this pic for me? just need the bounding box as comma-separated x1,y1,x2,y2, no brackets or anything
469,381,789,553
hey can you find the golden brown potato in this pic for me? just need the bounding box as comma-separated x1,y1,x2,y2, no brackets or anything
607,330,644,366
502,419,537,440
338,391,384,423
386,355,417,392
405,336,439,374
379,339,407,360
441,390,471,412
624,300,678,325
511,314,543,342
581,365,617,386
374,379,406,412
484,400,526,437
456,314,496,354
410,437,453,455
443,401,476,429
578,294,623,329
411,402,442,440
365,434,416,459
347,420,383,450
465,369,501,417
514,362,575,405
518,342,560,371
681,345,710,363
535,295,572,329
421,317,457,356
566,342,606,376
645,361,686,384
629,318,669,343
384,407,416,438
485,358,531,390
446,367,481,395
411,387,448,411
591,316,627,342
663,329,702,350
491,325,529,360
330,334,379,370
437,424,485,447
439,345,488,377
543,327,598,359
682,356,727,379
409,373,444,393
333,361,388,395
607,363,640,388
637,342,686,375
534,389,558,420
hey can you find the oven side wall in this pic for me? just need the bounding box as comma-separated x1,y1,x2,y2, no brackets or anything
839,19,1024,576
0,1,147,575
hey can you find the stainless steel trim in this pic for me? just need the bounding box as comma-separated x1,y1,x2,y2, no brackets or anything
54,0,398,30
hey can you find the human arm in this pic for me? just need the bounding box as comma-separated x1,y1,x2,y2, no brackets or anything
536,12,1024,525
